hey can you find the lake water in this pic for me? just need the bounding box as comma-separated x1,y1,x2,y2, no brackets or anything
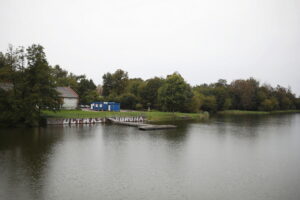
1,114,300,200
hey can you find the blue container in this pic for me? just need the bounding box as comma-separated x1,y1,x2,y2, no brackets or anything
90,102,120,112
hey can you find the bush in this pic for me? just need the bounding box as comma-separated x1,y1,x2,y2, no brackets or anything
118,93,138,109
259,98,279,111
201,96,217,112
135,103,144,110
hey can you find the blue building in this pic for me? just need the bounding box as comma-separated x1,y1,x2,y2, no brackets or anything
90,102,120,112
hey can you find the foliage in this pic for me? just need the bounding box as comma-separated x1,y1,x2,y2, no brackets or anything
50,65,99,104
102,69,128,96
135,103,144,110
296,98,300,109
140,77,165,109
201,95,217,112
0,45,60,126
125,78,144,97
229,78,259,110
188,92,203,113
77,78,97,104
157,72,193,112
118,93,138,109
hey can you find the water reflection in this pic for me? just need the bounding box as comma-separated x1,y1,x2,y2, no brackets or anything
208,114,295,139
0,127,63,200
0,114,299,200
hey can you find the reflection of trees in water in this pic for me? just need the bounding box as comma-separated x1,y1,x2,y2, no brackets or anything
63,124,101,139
148,121,190,142
213,114,295,138
0,127,64,200
100,122,190,144
217,114,294,125
101,124,136,141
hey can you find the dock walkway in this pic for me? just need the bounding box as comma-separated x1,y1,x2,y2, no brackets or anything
107,118,177,130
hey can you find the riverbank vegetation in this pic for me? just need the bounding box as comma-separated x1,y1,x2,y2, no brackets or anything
218,110,300,115
1,44,300,126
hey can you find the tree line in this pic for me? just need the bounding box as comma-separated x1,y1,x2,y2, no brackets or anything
1,44,300,126
101,70,300,112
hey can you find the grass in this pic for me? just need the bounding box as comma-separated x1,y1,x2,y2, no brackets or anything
218,110,300,115
42,110,209,122
271,110,300,114
143,111,209,121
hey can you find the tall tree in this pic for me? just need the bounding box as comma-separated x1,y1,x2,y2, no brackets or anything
102,69,128,96
158,72,193,112
0,44,60,126
24,44,60,124
140,77,165,109
77,78,97,104
230,78,259,110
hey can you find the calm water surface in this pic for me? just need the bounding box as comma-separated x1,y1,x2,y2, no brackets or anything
0,114,300,200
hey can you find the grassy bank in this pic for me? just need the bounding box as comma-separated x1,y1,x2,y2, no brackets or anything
218,110,300,115
42,110,209,122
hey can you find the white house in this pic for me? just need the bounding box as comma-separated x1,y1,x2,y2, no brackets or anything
0,82,13,91
56,87,79,110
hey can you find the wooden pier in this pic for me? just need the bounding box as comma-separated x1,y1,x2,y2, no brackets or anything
107,118,177,130
138,124,177,130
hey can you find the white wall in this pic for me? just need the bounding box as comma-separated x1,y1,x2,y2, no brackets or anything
62,98,78,110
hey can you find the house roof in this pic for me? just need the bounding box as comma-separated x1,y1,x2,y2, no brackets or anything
56,87,79,98
0,83,13,91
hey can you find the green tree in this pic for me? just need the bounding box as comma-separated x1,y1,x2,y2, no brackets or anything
201,95,217,112
118,93,138,109
102,69,128,96
295,98,300,109
51,65,69,85
230,78,259,110
140,77,165,109
157,72,193,112
223,98,232,110
77,78,97,104
0,44,60,126
80,90,100,104
259,99,273,111
258,97,278,111
189,92,204,113
193,79,230,111
125,78,144,96
24,45,60,124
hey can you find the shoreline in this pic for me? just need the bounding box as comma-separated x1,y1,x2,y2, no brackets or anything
217,110,300,115
42,110,210,122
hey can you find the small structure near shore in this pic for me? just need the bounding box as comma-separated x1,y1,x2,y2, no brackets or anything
107,118,177,131
56,87,79,110
138,124,177,130
90,102,120,112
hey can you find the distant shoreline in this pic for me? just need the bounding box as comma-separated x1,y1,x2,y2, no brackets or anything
217,110,300,115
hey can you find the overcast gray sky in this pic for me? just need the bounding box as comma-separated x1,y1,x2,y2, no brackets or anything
1,0,299,95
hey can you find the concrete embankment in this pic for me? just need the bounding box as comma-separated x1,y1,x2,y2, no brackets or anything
46,115,180,130
47,116,146,125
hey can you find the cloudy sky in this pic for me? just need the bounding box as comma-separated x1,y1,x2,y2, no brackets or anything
1,0,299,95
